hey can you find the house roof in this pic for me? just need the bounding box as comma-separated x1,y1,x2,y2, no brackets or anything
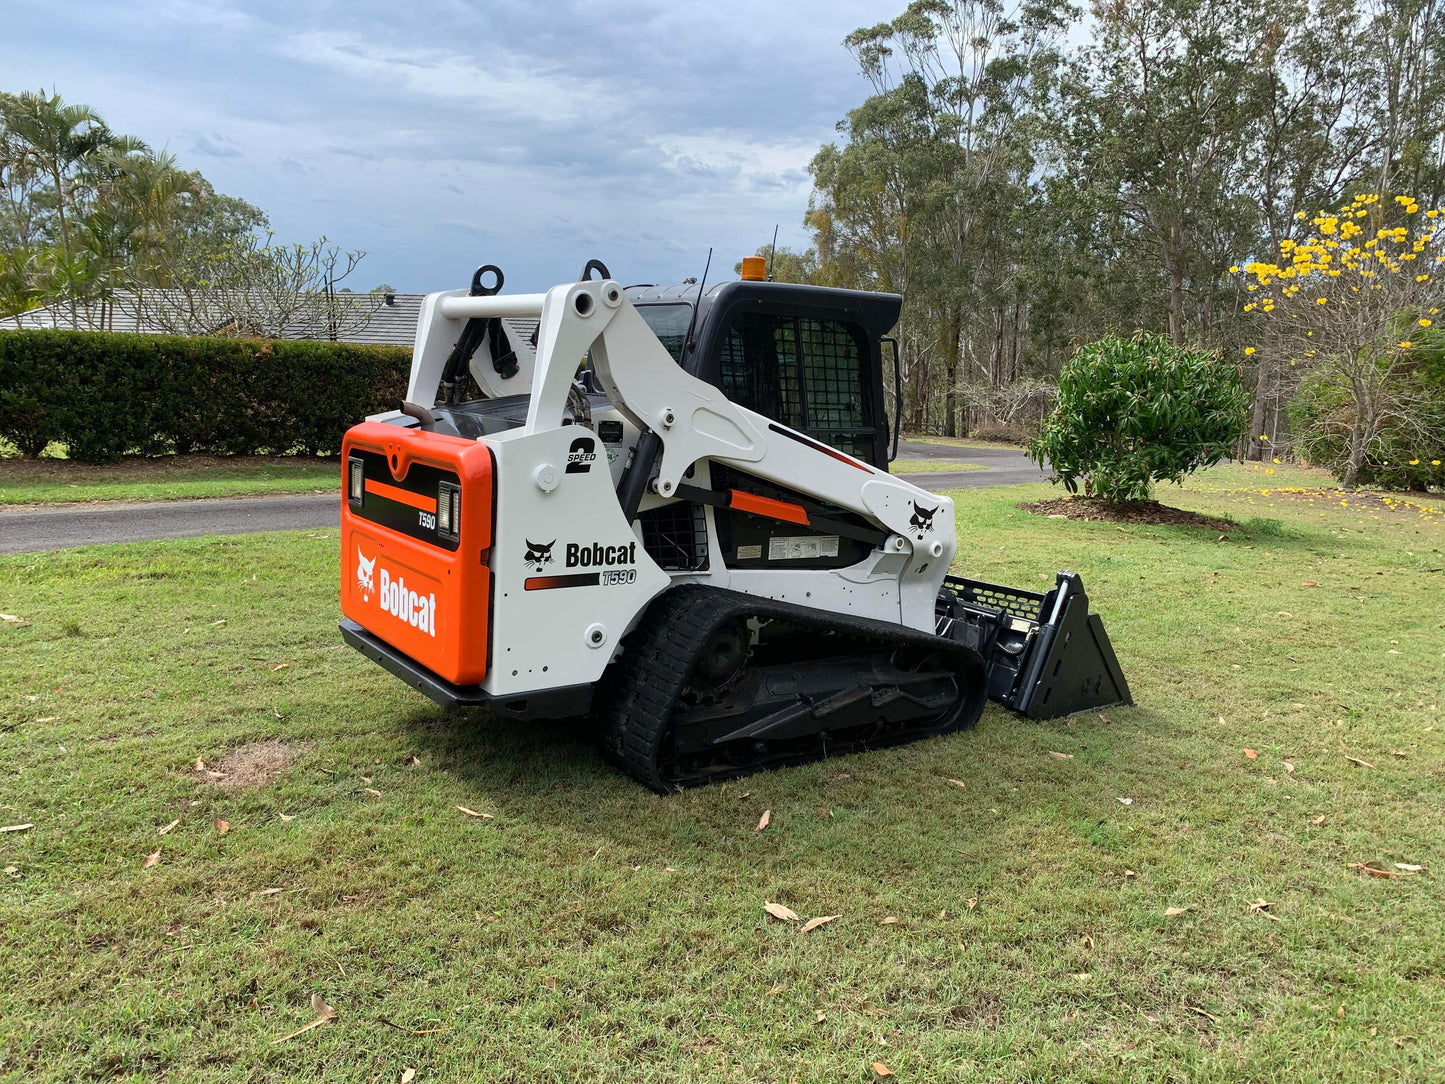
6,290,432,347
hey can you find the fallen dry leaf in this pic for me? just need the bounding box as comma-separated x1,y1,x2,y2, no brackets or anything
801,914,841,934
270,993,338,1044
814,1010,826,1023
1081,933,1094,950
966,897,978,911
764,902,800,922
1117,797,1134,806
1164,906,1192,917
879,916,900,925
1187,1004,1221,1024
873,1062,894,1078
214,818,231,834
158,819,180,835
401,1069,416,1084
1301,581,1319,587
1394,863,1425,873
1244,748,1258,759
1124,868,1137,878
946,778,967,789
756,809,771,832
279,813,296,822
194,756,205,771
1390,748,1407,758
4,865,18,874
271,663,290,672
251,887,284,898
364,788,382,798
1,823,35,834
1345,755,1375,769
1349,862,1405,879
1310,814,1326,825
456,806,493,818
1248,898,1281,921
765,984,785,996
1284,762,1295,774
143,849,161,869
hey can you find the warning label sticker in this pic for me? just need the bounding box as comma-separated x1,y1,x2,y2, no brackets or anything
767,535,840,561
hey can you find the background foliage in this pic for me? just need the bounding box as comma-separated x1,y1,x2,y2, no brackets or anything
0,330,408,461
762,0,1445,482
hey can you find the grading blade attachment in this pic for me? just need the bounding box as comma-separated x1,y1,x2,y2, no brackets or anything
935,571,1131,720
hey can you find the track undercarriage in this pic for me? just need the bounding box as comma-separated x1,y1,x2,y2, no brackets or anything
600,586,988,791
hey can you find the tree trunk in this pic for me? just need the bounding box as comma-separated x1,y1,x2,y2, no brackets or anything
1342,380,1369,488
1167,221,1185,345
943,304,961,438
1247,354,1270,460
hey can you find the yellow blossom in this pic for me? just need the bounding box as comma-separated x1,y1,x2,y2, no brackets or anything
1399,341,1414,348
1316,297,1328,304
1422,319,1434,327
1245,346,1256,355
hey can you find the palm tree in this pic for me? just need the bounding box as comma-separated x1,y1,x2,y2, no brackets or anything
3,90,140,315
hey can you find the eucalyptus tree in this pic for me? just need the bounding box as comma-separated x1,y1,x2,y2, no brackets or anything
811,0,1072,435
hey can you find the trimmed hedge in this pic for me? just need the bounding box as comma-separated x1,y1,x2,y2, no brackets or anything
0,329,410,461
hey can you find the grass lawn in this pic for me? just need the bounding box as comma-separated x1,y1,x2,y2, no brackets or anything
0,456,339,506
889,460,988,475
1,464,1442,1082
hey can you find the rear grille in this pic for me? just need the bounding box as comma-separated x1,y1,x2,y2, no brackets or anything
639,502,708,571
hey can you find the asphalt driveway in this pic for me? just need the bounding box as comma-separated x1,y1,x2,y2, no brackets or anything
0,440,1046,555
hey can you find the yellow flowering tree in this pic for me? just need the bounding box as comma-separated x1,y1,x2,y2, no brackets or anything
1238,193,1445,487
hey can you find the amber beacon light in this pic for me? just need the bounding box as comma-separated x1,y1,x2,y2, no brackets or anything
740,255,767,281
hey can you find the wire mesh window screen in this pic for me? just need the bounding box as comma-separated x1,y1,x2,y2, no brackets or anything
800,318,870,429
718,311,878,465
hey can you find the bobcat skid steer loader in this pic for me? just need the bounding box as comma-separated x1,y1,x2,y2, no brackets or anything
339,258,1130,791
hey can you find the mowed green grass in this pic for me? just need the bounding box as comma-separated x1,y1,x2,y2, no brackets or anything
0,457,339,506
889,459,988,474
1,467,1442,1082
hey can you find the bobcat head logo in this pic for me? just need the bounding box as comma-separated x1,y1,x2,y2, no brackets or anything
524,539,555,572
356,547,376,598
909,501,937,541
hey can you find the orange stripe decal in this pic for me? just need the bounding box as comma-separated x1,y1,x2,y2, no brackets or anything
365,478,437,513
728,489,810,526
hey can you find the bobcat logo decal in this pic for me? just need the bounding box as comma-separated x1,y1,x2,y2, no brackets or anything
524,539,556,572
356,547,376,599
909,501,937,541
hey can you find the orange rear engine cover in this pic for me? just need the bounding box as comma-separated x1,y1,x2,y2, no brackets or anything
340,421,493,686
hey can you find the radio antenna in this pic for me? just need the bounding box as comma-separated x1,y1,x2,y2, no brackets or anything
766,224,779,281
682,246,712,359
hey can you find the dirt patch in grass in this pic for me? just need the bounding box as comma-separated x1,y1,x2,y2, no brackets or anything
196,739,298,789
1018,496,1236,531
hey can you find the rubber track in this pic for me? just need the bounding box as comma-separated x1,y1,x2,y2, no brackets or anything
598,584,987,792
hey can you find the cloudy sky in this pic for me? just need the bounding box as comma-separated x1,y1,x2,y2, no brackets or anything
3,0,896,293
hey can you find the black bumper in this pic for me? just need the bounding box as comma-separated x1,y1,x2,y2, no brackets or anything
338,619,594,720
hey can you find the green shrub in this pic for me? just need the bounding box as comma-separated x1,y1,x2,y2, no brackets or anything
1029,332,1250,503
0,329,409,461
1288,331,1445,491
